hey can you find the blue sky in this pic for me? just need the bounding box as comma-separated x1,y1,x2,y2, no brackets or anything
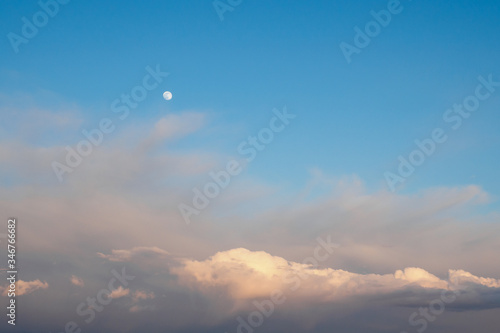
2,0,500,200
1,1,500,332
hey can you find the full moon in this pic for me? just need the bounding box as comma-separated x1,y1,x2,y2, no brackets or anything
163,91,172,100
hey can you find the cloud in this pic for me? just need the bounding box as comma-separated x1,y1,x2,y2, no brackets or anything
153,112,205,139
449,269,500,288
126,290,156,313
229,177,498,279
98,246,170,262
129,304,154,312
141,112,206,150
70,275,84,287
133,290,155,300
394,267,448,289
129,305,142,312
1,279,48,296
109,286,130,299
1,97,499,332
0,91,83,142
172,248,500,304
17,279,49,296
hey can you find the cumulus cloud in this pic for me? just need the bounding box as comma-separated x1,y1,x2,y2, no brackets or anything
449,269,500,288
1,279,48,296
394,267,448,289
172,248,500,304
1,94,499,332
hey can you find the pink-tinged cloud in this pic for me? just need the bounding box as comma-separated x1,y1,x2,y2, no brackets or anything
1,279,48,296
129,305,142,313
133,290,155,300
109,286,130,299
70,275,84,287
172,248,500,302
394,267,448,289
449,269,500,288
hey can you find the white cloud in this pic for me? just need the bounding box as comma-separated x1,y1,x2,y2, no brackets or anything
394,267,448,289
173,248,500,302
449,269,500,288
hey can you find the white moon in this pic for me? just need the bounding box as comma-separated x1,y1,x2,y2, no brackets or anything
163,91,172,100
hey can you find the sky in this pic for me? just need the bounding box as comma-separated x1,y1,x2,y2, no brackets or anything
1,0,500,332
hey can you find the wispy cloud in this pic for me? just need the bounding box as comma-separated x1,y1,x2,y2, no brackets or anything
98,246,170,262
140,112,206,150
